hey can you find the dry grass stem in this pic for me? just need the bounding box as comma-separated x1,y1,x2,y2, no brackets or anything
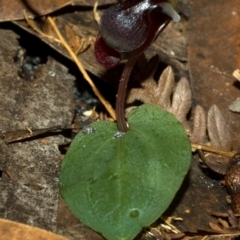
24,11,60,43
47,16,116,120
191,143,236,158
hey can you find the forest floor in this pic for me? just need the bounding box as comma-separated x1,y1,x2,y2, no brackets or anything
0,0,240,240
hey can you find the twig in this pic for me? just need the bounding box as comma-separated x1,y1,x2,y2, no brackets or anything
191,143,236,157
47,17,116,120
5,170,17,182
115,58,137,132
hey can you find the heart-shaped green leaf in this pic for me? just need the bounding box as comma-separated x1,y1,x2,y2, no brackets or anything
59,104,191,240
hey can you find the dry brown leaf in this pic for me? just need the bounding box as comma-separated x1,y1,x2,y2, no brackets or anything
190,105,207,144
150,226,184,240
212,212,240,230
127,65,175,106
0,0,116,22
209,216,240,235
156,66,175,110
209,222,225,233
218,218,230,229
64,24,81,52
203,105,232,175
64,24,91,55
169,78,192,130
208,105,232,151
0,218,68,240
227,210,240,227
127,63,192,130
191,104,236,175
0,0,73,21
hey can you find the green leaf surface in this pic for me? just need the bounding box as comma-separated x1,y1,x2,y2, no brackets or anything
59,104,191,240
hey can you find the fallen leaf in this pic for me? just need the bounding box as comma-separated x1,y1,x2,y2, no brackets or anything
157,66,175,110
169,77,192,131
190,105,207,144
209,222,225,233
127,61,175,108
64,24,82,53
208,105,232,151
203,105,232,175
0,0,116,22
0,218,68,240
127,63,192,131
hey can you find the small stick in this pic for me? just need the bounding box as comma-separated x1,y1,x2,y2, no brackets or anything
115,58,137,132
5,170,17,182
47,17,116,120
191,143,236,157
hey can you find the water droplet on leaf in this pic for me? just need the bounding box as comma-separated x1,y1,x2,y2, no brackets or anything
82,126,96,135
113,131,125,139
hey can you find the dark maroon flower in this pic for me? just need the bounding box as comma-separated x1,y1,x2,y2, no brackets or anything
94,0,180,68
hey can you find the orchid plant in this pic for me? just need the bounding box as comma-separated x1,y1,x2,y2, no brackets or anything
59,2,192,240
94,0,180,131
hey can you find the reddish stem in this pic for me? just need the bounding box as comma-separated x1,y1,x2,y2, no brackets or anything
115,58,137,132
